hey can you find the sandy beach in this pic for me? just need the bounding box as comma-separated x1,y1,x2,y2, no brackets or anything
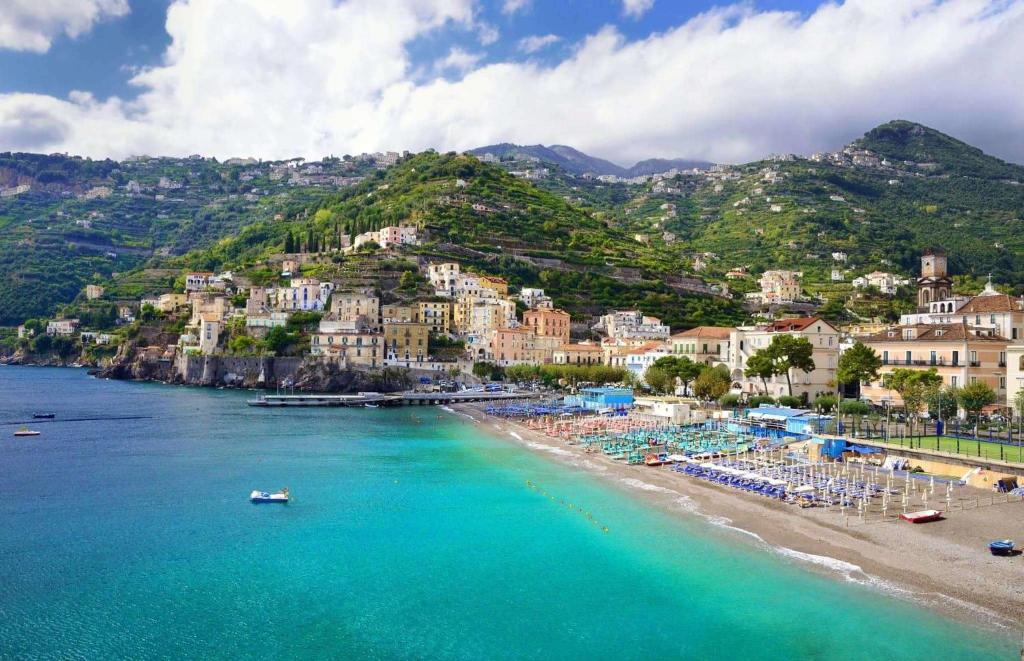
452,402,1024,632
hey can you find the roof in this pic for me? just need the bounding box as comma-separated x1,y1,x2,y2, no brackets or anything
622,341,669,355
671,326,733,339
957,294,1024,314
864,322,1009,343
557,343,603,352
747,405,811,419
762,317,832,333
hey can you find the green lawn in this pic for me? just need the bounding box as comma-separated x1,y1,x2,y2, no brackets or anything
889,435,1024,463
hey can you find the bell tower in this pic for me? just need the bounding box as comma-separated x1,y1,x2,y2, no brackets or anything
916,249,952,310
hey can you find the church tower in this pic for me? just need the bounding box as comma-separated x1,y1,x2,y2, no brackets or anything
916,249,952,309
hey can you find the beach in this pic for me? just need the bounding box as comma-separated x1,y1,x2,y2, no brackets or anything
454,401,1024,629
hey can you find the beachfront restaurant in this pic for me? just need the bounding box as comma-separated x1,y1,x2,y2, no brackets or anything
577,387,634,411
731,405,831,438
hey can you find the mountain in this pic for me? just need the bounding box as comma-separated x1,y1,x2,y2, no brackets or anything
853,120,1024,180
467,143,713,176
3,120,1024,328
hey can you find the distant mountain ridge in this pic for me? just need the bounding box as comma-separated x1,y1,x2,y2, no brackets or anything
467,143,714,177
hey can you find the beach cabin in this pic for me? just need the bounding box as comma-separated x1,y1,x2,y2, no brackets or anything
578,387,634,411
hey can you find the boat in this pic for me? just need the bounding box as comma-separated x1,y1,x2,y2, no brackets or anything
899,509,943,523
364,404,379,409
13,427,41,437
989,540,1015,556
250,487,289,503
32,413,55,419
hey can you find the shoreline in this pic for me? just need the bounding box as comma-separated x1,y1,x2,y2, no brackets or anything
451,402,1024,633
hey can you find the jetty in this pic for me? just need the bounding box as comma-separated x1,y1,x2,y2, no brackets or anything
246,390,536,408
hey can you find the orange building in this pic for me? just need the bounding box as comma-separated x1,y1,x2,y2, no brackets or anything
523,308,570,343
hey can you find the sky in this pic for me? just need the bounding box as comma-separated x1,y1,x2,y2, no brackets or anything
0,0,1022,166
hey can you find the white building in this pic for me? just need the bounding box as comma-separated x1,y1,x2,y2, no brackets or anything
593,310,670,341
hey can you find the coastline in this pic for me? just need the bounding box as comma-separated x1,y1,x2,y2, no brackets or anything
452,401,1024,631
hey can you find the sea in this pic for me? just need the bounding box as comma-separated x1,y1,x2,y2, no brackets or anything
0,366,1015,659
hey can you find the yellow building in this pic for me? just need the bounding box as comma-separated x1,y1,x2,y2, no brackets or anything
670,326,733,365
479,275,509,297
382,304,416,323
416,301,451,334
383,322,430,362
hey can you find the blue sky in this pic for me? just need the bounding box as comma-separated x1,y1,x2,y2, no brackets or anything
0,0,1021,164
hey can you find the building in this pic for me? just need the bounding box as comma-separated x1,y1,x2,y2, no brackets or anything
185,272,214,292
331,291,379,328
428,263,460,297
632,396,704,425
198,314,221,354
276,278,331,312
152,293,189,313
553,342,605,366
592,310,670,340
916,249,952,310
383,322,430,362
479,276,509,297
519,287,552,309
453,297,516,335
309,320,381,367
899,273,1024,342
85,285,105,300
860,323,1009,408
1008,345,1024,415
758,270,802,304
670,327,733,365
491,327,536,366
612,342,672,381
382,304,416,324
719,317,840,400
523,308,570,343
246,311,289,329
852,271,907,296
417,301,451,334
46,319,79,336
576,387,634,411
281,259,298,277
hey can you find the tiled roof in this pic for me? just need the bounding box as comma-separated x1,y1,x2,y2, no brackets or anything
864,322,1008,343
762,317,829,333
671,326,733,339
957,294,1024,314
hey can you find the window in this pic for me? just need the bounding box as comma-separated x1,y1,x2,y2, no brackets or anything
971,376,978,384
1014,328,1019,340
1000,376,1006,389
951,376,958,388
930,351,936,365
970,350,978,364
952,350,959,366
882,350,889,364
905,350,912,364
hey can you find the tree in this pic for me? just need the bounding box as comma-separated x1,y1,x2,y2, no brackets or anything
264,326,291,355
927,387,959,422
956,381,996,429
284,232,294,253
693,368,729,402
1015,388,1024,422
836,341,882,395
399,271,417,291
885,368,943,437
764,334,815,397
643,365,672,394
744,352,775,395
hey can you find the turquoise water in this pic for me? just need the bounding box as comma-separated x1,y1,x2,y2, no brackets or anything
0,366,1014,659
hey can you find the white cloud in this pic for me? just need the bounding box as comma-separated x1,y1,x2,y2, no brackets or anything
477,22,499,45
2,0,1024,166
502,0,532,16
622,0,655,19
517,34,561,54
434,47,484,74
0,0,129,53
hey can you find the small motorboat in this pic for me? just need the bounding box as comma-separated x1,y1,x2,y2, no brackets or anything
989,540,1015,556
364,404,380,409
32,413,55,419
13,427,41,437
250,488,289,503
899,509,943,523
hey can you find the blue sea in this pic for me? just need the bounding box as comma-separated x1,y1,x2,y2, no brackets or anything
0,367,1014,659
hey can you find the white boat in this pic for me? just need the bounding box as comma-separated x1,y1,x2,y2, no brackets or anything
13,427,40,437
250,488,289,503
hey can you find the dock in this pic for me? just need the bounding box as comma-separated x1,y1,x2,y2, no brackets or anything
246,391,537,408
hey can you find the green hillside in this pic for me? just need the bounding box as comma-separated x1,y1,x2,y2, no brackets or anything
2,120,1023,327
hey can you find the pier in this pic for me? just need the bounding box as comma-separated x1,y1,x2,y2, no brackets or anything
246,390,537,408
